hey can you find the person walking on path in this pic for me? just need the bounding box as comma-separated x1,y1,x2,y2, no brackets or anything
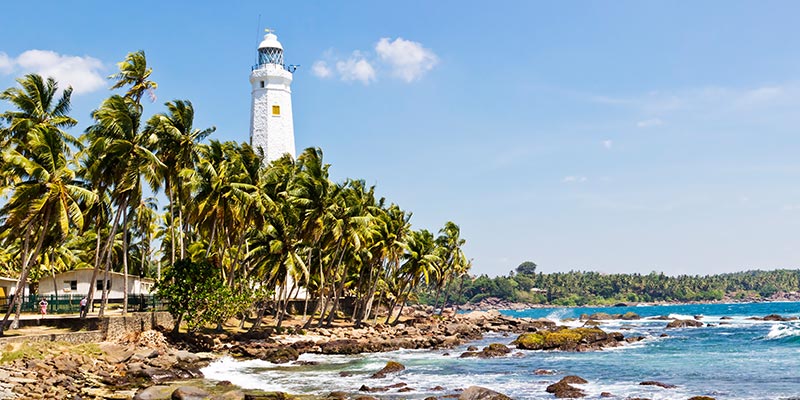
79,296,87,316
39,298,48,317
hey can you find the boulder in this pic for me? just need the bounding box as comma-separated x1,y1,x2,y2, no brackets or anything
639,381,676,389
134,386,174,400
171,386,210,400
545,376,586,398
260,346,300,364
665,319,704,329
369,361,405,379
620,312,640,320
587,313,613,320
534,369,556,375
458,386,513,400
320,340,365,355
687,397,715,400
512,327,623,351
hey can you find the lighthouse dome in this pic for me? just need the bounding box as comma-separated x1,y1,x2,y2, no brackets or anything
258,32,283,50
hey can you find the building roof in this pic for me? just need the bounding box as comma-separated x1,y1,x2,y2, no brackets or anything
258,32,283,50
55,268,156,283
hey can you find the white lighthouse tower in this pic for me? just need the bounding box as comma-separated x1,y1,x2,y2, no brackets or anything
249,30,296,164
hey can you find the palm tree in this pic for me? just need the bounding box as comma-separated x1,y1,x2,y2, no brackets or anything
109,50,158,104
147,100,215,262
0,74,79,148
83,94,163,316
0,127,95,332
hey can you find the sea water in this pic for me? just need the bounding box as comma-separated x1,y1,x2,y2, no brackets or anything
202,302,800,399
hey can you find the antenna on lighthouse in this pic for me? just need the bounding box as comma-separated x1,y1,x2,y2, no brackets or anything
254,14,262,66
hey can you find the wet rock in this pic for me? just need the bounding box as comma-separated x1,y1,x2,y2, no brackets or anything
326,391,348,400
458,386,513,400
763,314,798,321
467,345,479,351
665,319,703,329
639,381,676,389
545,376,587,398
134,385,174,400
600,392,613,397
369,361,405,379
512,327,623,351
430,385,446,391
338,371,352,377
534,369,557,375
171,386,209,400
720,316,733,320
359,385,388,393
687,397,716,400
620,312,640,320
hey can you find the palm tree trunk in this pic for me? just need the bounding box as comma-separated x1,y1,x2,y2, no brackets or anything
8,205,53,330
99,196,128,317
1,227,32,334
168,183,176,265
83,211,104,319
122,207,129,316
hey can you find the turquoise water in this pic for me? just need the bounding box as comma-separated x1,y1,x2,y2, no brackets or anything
202,302,800,399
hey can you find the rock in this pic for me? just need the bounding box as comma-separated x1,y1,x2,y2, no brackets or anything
660,333,669,337
369,361,405,379
430,385,446,391
339,371,352,377
467,345,479,351
587,313,613,320
326,391,348,399
534,369,556,375
720,316,733,320
600,392,613,397
620,312,640,320
359,385,388,393
171,386,210,400
458,386,513,400
693,315,704,320
687,397,715,400
639,381,677,389
100,343,135,364
763,314,797,321
134,386,175,400
512,327,623,351
320,340,365,355
260,346,300,364
545,376,586,398
665,319,704,329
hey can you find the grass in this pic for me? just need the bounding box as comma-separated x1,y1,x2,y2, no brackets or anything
0,340,105,364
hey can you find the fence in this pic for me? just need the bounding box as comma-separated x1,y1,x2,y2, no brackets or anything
0,293,167,314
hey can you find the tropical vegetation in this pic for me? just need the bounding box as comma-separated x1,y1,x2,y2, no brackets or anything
0,51,469,333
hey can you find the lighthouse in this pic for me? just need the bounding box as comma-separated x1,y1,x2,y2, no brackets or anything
249,30,296,164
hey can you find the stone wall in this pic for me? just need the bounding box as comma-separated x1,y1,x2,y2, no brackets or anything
0,331,105,345
102,311,174,342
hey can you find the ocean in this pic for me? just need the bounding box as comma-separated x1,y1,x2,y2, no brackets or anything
202,302,800,399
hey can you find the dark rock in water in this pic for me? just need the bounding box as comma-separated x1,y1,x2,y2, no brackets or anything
467,345,479,351
292,360,318,366
326,391,348,400
460,351,480,358
660,333,669,337
583,320,602,327
588,312,614,320
171,386,210,400
458,386,513,400
720,316,733,320
546,376,587,398
687,397,716,400
640,381,677,389
620,312,640,320
534,369,557,375
369,361,405,379
216,380,232,387
665,319,704,329
429,386,446,391
613,302,628,307
398,387,414,392
600,392,613,397
339,371,352,377
354,397,378,400
625,336,646,343
648,315,673,320
694,315,704,320
134,386,174,400
359,385,389,392
480,343,511,358
260,346,300,364
763,314,798,321
244,393,296,399
559,376,588,384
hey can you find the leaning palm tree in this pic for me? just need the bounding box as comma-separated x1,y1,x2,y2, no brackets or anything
83,95,163,316
0,127,95,333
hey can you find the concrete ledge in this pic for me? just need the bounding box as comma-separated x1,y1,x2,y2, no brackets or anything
0,330,105,344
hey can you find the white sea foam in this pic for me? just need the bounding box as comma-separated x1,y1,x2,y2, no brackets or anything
667,313,695,320
764,323,800,340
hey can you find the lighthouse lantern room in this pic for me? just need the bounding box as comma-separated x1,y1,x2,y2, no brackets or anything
249,29,296,164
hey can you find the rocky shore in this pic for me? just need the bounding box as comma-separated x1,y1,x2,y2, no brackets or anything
1,308,793,399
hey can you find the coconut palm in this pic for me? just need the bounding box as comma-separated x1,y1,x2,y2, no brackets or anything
0,126,95,332
0,74,79,148
109,50,158,104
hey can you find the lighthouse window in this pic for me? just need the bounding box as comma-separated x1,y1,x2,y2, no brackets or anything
272,105,281,115
260,81,265,88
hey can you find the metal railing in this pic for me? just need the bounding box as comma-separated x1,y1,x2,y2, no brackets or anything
0,294,167,314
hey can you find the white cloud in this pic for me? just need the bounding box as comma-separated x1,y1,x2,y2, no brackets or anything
336,52,376,85
375,37,438,82
602,139,613,149
9,50,105,94
0,52,13,74
636,118,663,128
562,176,588,183
311,60,332,79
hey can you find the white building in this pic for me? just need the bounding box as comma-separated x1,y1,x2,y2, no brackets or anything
249,29,296,164
37,269,155,300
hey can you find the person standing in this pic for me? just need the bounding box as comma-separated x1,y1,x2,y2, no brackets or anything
39,298,48,317
79,296,88,316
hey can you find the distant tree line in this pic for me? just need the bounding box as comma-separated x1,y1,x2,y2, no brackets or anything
416,261,800,306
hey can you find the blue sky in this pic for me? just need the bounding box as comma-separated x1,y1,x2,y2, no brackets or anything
2,1,800,276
